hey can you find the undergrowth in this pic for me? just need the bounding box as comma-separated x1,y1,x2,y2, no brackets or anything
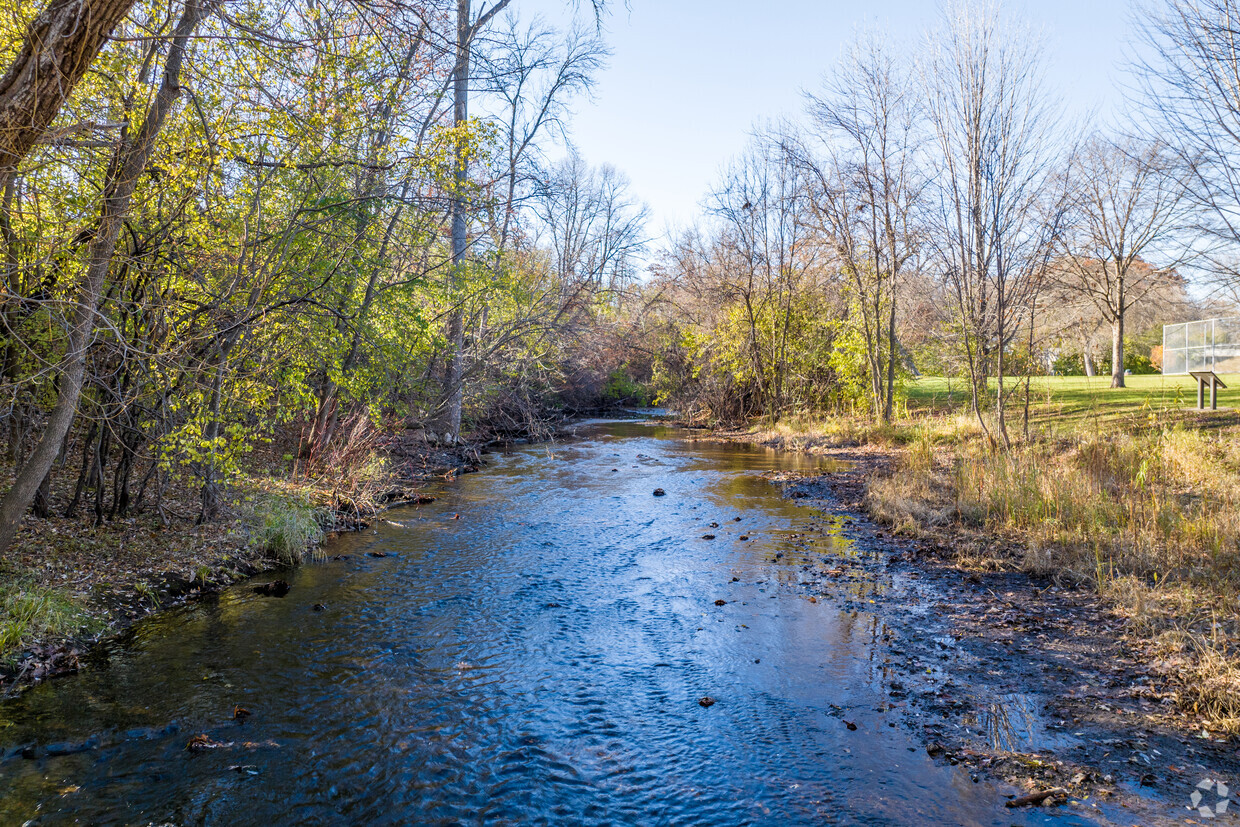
0,572,96,661
245,495,327,565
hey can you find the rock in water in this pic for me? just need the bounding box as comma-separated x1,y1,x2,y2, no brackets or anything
653,488,666,497
186,734,230,751
253,580,290,598
698,696,716,708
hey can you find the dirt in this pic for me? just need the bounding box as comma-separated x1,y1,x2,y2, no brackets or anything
742,437,1240,823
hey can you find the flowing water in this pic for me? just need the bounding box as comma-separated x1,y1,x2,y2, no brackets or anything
0,421,1106,825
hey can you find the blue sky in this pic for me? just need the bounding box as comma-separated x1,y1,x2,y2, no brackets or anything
513,0,1138,237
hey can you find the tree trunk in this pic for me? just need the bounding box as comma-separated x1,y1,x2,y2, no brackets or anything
438,0,472,444
1111,277,1125,388
0,0,139,183
0,0,208,552
435,0,511,442
1110,322,1125,388
883,289,896,422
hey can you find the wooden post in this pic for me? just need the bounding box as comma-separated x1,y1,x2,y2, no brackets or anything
1190,371,1228,411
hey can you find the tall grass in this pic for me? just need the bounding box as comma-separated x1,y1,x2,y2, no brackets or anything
868,422,1240,730
948,428,1240,588
0,576,95,661
758,411,984,450
247,495,327,565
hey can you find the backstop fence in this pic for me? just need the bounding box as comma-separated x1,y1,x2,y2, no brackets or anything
1162,317,1240,374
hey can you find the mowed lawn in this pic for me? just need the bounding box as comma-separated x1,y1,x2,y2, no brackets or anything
905,374,1240,431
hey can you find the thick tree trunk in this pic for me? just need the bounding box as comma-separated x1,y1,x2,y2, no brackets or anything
1111,278,1126,388
436,0,511,443
0,0,139,183
883,290,896,422
0,0,208,552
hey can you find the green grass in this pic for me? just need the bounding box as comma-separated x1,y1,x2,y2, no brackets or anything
904,374,1240,431
246,494,326,566
0,575,97,661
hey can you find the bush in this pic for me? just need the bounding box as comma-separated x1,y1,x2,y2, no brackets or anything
601,368,652,406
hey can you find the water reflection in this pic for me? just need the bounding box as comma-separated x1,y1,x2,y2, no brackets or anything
974,692,1072,754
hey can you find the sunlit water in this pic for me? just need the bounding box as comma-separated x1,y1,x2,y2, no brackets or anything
0,422,1102,825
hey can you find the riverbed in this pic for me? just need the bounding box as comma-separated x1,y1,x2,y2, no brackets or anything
0,421,1113,824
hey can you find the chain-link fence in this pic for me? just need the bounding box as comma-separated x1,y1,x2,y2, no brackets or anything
1163,317,1240,374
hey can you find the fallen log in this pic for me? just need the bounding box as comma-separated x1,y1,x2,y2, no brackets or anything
1005,787,1066,808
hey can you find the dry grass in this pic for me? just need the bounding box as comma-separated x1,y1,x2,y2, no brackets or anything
861,417,1240,732
753,411,986,451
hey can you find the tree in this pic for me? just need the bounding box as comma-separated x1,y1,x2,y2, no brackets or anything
1052,135,1189,387
437,0,515,444
536,153,647,298
486,16,606,252
705,133,821,422
1136,0,1240,303
922,0,1060,447
437,0,608,442
0,0,213,551
0,0,140,185
798,33,923,421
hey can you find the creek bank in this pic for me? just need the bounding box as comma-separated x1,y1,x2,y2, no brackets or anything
703,427,1240,820
0,411,609,697
0,430,495,697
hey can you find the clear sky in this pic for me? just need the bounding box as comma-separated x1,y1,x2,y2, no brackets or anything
513,0,1138,239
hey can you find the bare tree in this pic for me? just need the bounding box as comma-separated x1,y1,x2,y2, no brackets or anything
1136,0,1240,303
537,153,648,297
707,133,820,422
486,16,606,252
798,33,923,421
438,0,515,444
921,0,1060,447
438,0,607,442
1052,135,1189,387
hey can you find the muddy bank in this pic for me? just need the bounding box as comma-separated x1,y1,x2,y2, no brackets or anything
745,446,1240,821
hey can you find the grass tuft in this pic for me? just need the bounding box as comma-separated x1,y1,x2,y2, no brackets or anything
0,575,96,661
246,495,326,566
